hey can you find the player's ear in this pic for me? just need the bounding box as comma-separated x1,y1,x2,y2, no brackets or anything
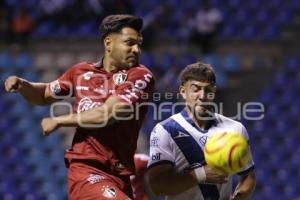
104,36,112,53
179,85,186,99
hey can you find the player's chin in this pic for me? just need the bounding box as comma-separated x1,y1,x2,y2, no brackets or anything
195,106,212,119
124,61,137,68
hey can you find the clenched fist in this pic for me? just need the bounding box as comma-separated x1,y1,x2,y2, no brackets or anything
4,76,24,93
41,117,59,136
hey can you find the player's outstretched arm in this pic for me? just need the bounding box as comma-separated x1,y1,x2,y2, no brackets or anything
231,170,256,200
146,163,228,196
41,96,132,136
4,76,58,105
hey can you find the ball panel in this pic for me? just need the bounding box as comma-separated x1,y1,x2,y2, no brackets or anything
204,131,250,175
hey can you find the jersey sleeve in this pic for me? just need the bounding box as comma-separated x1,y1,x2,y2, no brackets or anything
148,124,175,168
49,65,76,97
237,124,255,175
114,67,154,105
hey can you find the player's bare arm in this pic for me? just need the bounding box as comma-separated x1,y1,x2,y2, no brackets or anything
231,170,256,200
41,96,132,136
4,75,58,105
146,163,228,196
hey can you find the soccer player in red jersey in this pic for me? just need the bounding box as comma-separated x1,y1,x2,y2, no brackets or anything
5,15,155,200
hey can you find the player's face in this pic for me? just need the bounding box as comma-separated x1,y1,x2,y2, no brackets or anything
180,80,216,117
109,27,142,69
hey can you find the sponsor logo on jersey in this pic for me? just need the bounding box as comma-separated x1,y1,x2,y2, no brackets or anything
102,186,117,198
87,174,105,184
83,71,94,80
118,73,152,103
113,72,127,85
151,153,161,161
199,136,208,146
174,131,190,139
76,86,89,91
94,86,107,95
150,137,160,147
77,97,102,113
50,80,61,94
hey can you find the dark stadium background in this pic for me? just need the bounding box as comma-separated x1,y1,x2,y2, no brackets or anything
0,0,299,199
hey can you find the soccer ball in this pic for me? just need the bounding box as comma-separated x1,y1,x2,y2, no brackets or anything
204,131,250,175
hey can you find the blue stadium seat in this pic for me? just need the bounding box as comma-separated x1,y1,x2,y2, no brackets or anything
277,10,294,25
78,21,97,38
272,71,289,87
141,52,155,68
279,90,297,106
21,70,39,81
245,0,261,10
222,54,241,73
32,106,49,118
159,53,176,73
56,25,70,38
33,21,56,38
220,24,237,39
264,0,284,9
0,52,13,69
201,54,221,70
290,0,300,8
232,10,250,25
227,0,242,8
15,53,33,69
215,72,228,88
9,101,30,117
263,24,281,40
289,104,300,118
251,120,267,134
259,88,275,103
180,54,198,68
240,24,259,39
286,56,300,72
255,10,272,25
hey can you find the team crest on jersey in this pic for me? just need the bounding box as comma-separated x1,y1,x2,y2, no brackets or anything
174,131,190,139
83,71,94,80
50,80,61,94
77,97,102,113
101,186,117,198
87,174,104,184
113,72,127,85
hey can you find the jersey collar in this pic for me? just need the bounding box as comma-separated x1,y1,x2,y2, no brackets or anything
180,108,217,133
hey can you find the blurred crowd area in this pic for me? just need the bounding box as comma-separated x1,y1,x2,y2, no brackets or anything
0,0,299,46
1,0,300,200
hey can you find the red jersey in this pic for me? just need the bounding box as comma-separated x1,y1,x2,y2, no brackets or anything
49,62,154,176
131,154,149,200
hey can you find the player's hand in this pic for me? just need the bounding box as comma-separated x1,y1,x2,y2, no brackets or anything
4,76,23,93
204,165,228,184
41,117,59,136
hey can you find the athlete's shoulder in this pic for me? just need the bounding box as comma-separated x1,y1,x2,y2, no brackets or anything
214,113,246,131
157,112,182,133
71,61,95,70
64,62,94,75
128,64,153,76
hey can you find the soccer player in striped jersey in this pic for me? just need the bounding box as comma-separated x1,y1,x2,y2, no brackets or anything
147,62,256,200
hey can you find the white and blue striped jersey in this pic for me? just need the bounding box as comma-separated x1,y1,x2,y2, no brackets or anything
148,109,255,200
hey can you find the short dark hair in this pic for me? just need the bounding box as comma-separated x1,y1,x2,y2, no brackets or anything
180,62,216,85
99,14,143,41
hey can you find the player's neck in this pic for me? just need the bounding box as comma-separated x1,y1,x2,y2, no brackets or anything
103,57,118,73
186,108,209,129
193,117,209,130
